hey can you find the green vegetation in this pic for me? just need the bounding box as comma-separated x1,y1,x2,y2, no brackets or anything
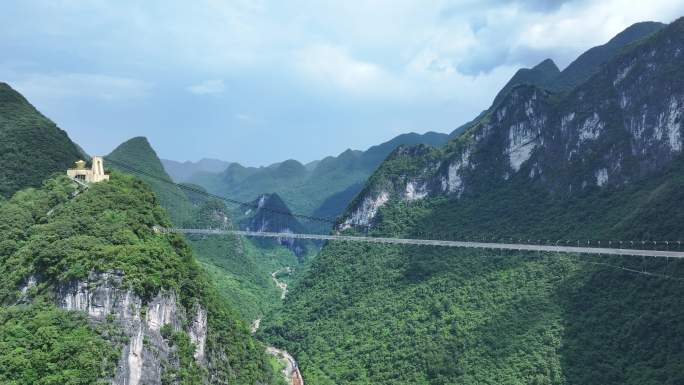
160,326,203,384
0,82,82,198
267,356,289,385
188,132,450,221
0,174,281,384
189,233,298,323
103,136,308,326
0,303,120,385
106,136,195,226
260,19,684,385
262,186,684,384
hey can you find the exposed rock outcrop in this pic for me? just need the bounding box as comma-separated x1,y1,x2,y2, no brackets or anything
56,271,207,385
338,18,684,229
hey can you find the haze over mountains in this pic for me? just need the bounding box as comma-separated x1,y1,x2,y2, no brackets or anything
165,131,450,221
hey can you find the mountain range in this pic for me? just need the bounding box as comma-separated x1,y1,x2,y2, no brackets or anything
259,18,684,385
161,158,232,182
0,14,682,385
168,131,451,222
163,23,668,226
0,73,285,385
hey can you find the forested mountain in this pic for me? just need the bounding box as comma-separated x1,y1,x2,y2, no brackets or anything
184,196,298,323
448,21,666,140
238,193,310,257
491,58,560,107
260,17,684,385
183,131,450,222
177,21,664,225
552,21,666,91
0,174,282,384
105,136,300,325
0,82,82,198
161,158,232,182
106,137,195,225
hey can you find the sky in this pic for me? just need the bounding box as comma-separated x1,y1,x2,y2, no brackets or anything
1,1,683,166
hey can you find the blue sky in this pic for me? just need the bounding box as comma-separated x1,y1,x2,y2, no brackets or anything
2,1,683,166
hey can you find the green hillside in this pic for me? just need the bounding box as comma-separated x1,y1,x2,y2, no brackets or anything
0,173,281,384
259,18,684,385
261,156,684,384
0,82,82,198
185,197,300,323
106,136,195,225
186,132,450,222
106,137,302,325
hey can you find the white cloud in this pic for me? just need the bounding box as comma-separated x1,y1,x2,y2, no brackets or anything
1,0,683,164
294,44,398,95
188,79,225,95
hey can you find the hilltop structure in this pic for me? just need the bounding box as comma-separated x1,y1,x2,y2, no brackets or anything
67,156,109,183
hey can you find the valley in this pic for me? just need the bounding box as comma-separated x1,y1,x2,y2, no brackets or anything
260,267,304,385
1,6,683,385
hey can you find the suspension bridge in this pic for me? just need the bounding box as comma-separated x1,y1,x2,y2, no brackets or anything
101,157,684,282
157,227,684,259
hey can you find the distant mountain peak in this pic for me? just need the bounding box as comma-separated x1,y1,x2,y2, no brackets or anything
533,58,560,71
552,21,666,91
161,157,231,182
106,136,195,224
491,58,561,107
240,192,308,256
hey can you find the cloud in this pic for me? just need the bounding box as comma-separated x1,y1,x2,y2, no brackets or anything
188,79,225,95
449,0,684,74
1,0,683,165
293,44,397,95
9,72,151,101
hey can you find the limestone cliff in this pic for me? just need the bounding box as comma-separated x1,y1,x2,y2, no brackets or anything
53,271,206,385
339,18,684,230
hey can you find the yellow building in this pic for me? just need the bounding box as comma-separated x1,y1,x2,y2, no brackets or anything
67,156,110,183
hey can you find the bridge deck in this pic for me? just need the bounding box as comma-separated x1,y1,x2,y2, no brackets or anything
163,228,684,259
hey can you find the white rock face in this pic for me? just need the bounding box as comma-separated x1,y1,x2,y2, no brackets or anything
579,113,604,142
654,96,682,152
619,92,630,109
341,191,389,229
61,272,118,319
189,307,208,363
146,295,178,332
404,180,428,201
508,122,537,172
55,272,208,385
128,320,145,385
20,275,37,296
595,168,608,187
442,149,470,195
